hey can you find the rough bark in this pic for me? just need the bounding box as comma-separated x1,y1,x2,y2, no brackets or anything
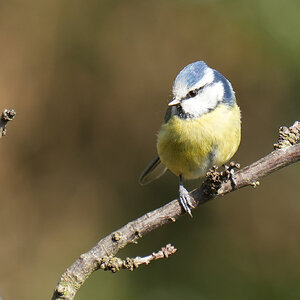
52,121,300,300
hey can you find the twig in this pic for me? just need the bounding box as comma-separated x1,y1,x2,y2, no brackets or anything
0,109,16,138
52,121,300,300
99,244,177,272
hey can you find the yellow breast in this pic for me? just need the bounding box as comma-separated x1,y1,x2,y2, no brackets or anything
157,103,241,179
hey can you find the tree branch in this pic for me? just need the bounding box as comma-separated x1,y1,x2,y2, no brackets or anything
0,109,16,138
52,121,300,300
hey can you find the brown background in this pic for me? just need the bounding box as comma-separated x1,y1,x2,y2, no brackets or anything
0,1,299,299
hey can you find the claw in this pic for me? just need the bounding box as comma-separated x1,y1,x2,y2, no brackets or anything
223,162,240,189
203,162,241,196
179,186,193,217
179,175,194,217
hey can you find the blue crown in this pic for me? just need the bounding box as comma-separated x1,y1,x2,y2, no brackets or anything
173,61,208,91
174,61,235,106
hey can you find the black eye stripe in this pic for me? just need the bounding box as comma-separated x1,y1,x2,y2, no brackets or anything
185,86,204,99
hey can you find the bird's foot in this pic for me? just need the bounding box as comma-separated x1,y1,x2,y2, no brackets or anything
223,162,240,189
203,162,240,195
179,185,195,217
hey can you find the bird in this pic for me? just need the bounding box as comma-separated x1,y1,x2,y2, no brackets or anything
139,61,241,217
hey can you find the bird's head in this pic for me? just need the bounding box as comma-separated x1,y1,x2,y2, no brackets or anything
169,61,235,118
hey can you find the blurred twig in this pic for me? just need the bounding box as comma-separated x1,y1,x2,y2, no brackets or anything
0,109,16,138
52,121,300,300
99,243,177,273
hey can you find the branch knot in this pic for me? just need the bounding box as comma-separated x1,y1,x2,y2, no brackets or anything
203,162,240,195
274,121,300,149
0,109,16,137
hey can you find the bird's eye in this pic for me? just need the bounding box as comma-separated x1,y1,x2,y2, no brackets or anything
188,90,198,98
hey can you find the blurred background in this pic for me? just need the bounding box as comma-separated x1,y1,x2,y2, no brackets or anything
0,0,299,299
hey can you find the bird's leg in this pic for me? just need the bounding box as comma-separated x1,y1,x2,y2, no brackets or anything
223,162,240,188
179,175,194,217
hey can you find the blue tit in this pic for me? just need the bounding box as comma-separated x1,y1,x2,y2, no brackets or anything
139,61,241,217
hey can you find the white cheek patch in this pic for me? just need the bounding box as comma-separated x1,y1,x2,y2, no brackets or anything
181,82,224,117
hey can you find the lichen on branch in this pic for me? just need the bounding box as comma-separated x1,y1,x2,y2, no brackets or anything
0,109,16,138
52,121,300,300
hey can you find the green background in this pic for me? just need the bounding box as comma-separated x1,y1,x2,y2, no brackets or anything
0,0,299,299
